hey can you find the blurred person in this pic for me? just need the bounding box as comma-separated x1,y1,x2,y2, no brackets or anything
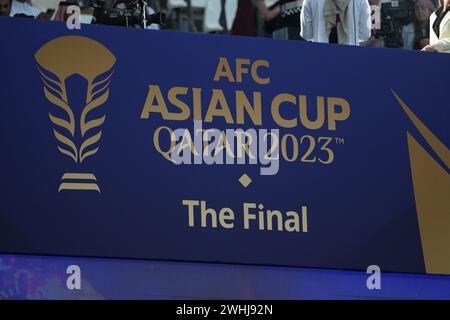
422,0,450,52
324,0,372,45
300,0,328,42
255,0,280,22
253,0,281,38
255,0,302,39
9,0,41,17
203,0,238,33
402,0,435,50
301,0,371,45
231,0,297,37
361,0,386,47
0,0,11,16
231,0,257,36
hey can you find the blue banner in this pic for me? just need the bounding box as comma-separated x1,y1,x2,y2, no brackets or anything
0,17,449,275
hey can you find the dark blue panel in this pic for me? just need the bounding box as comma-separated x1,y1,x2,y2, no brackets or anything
0,17,449,275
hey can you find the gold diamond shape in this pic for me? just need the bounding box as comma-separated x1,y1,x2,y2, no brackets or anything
239,174,252,187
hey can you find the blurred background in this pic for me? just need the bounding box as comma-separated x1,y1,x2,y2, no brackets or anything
0,0,443,50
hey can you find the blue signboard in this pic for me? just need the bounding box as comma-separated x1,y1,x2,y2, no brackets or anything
0,17,449,275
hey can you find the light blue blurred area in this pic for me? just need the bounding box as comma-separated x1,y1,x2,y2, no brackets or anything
0,253,449,300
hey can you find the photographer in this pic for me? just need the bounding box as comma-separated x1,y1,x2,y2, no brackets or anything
402,0,435,50
423,0,450,52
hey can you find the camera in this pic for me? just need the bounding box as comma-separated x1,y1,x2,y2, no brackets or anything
379,0,413,48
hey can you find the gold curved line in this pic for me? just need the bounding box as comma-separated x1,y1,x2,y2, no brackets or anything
37,64,60,84
80,90,109,136
80,147,99,163
94,68,115,86
88,69,115,102
82,115,106,137
45,87,75,135
92,70,115,89
37,66,63,95
54,130,78,162
89,80,112,102
41,77,63,99
49,113,74,136
57,146,77,163
391,90,450,170
79,131,102,159
36,64,68,101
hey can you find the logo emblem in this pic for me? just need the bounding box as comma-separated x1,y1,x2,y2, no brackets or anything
35,36,116,192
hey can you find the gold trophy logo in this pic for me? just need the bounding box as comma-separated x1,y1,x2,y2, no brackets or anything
35,36,116,192
392,90,450,275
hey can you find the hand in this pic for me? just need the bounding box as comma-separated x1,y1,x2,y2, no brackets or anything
421,44,436,52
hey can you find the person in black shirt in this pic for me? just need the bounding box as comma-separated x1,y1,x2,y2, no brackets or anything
255,0,302,39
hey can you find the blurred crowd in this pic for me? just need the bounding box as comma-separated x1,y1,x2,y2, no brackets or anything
0,0,449,52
